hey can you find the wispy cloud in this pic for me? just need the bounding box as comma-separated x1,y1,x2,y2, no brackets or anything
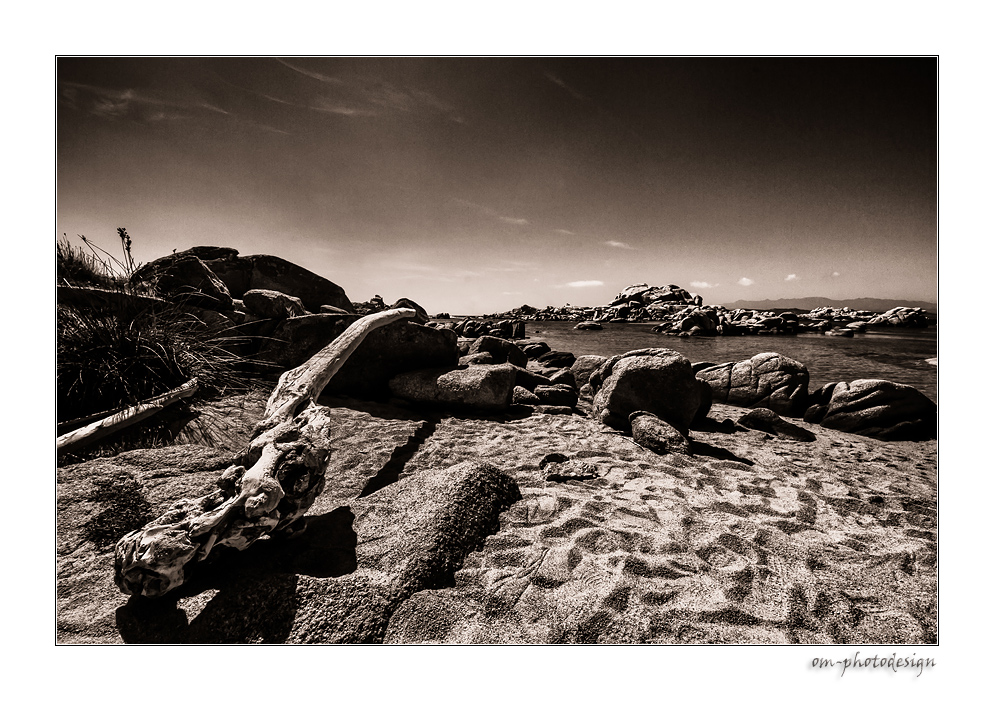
553,228,577,236
275,58,343,85
565,280,605,288
738,277,755,286
453,198,528,227
59,80,286,134
544,71,586,100
785,273,799,282
605,240,634,250
310,96,378,117
690,281,718,289
486,261,538,273
278,59,463,122
832,271,841,277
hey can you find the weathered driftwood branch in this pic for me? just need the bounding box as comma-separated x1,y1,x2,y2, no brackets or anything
114,308,416,597
57,378,199,455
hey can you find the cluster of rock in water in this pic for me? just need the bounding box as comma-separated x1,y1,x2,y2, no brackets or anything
486,283,934,336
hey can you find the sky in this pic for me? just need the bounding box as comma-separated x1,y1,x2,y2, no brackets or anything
57,57,937,315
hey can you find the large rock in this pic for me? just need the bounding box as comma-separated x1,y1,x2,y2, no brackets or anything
389,298,429,324
328,322,459,399
696,352,810,417
811,380,937,440
389,363,519,411
469,336,527,368
242,289,307,319
536,350,576,368
204,253,354,314
589,348,704,433
257,313,359,367
131,254,233,311
629,411,691,454
258,315,459,398
571,355,608,388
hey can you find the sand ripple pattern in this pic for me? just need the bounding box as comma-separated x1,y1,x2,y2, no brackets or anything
388,405,936,644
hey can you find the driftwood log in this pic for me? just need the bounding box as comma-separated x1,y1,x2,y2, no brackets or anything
114,308,416,597
57,378,199,455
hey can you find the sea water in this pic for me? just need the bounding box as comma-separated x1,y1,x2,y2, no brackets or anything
519,321,938,402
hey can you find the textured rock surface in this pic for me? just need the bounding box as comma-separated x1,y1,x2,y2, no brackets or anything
205,253,355,314
468,336,527,368
811,380,937,440
57,418,520,643
696,352,810,417
630,411,692,454
243,289,307,319
131,254,233,311
737,408,817,442
533,384,578,408
259,316,459,398
389,363,518,410
258,313,359,367
590,348,704,433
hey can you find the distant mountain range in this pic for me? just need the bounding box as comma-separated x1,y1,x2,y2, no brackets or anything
724,297,938,313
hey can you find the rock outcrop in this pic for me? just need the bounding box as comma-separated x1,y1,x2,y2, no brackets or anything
696,352,810,417
204,252,355,314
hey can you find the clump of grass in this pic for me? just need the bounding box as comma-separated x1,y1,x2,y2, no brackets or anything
57,228,143,291
58,234,120,289
57,302,254,424
58,228,265,430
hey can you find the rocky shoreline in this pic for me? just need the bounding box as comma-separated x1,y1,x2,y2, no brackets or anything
56,247,938,644
479,283,935,337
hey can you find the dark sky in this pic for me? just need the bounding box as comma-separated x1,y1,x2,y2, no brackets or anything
57,57,936,314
